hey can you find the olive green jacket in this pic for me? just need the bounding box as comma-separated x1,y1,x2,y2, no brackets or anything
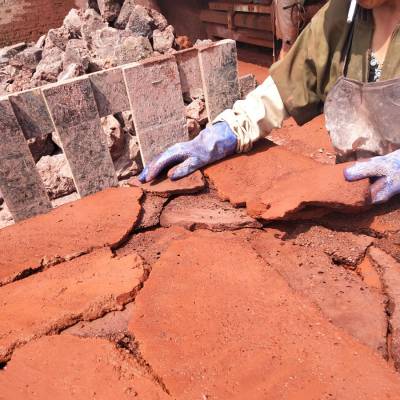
270,0,400,125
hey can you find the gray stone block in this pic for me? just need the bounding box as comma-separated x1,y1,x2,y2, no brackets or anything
9,88,54,139
89,67,130,117
42,77,118,197
0,98,52,222
198,39,241,121
123,56,188,165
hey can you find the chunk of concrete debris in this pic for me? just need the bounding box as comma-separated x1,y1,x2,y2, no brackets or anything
0,187,142,287
9,47,42,71
205,141,317,207
152,25,175,53
115,35,153,65
97,0,122,22
0,42,26,66
0,248,145,363
130,231,400,398
0,335,169,400
160,193,262,231
129,170,205,197
125,5,153,38
32,46,64,83
63,8,83,36
114,0,135,29
247,163,371,221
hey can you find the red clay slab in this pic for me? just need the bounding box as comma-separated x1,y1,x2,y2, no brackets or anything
0,335,168,400
247,163,371,221
204,141,318,207
129,230,400,399
128,170,205,197
0,248,145,362
0,187,142,287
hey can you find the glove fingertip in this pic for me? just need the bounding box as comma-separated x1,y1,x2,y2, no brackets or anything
137,167,149,183
343,165,360,181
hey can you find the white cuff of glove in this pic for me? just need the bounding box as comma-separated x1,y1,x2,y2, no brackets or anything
214,76,288,153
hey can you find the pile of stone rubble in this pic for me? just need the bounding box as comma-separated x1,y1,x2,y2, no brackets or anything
0,0,210,206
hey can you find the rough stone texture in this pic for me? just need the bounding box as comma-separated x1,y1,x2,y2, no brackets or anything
36,153,76,200
357,251,383,291
125,5,153,38
9,46,42,70
136,193,168,229
43,77,118,197
245,228,388,357
97,0,122,23
175,47,203,102
114,35,153,65
129,170,205,197
63,39,90,71
27,133,56,162
0,248,145,362
8,88,54,139
198,39,241,121
0,187,142,287
63,8,83,37
115,0,135,29
113,133,142,179
123,56,188,165
152,25,175,53
0,98,52,222
90,67,130,118
247,163,371,221
0,335,168,400
101,115,125,160
239,73,257,98
160,193,262,231
129,231,400,398
369,247,400,370
32,46,64,83
204,141,317,207
81,8,108,44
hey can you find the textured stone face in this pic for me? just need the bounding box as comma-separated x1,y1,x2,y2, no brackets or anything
198,39,241,121
123,56,188,165
8,88,54,139
89,67,130,117
0,98,51,222
42,77,118,197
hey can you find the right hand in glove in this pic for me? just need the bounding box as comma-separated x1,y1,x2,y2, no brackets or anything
138,121,237,183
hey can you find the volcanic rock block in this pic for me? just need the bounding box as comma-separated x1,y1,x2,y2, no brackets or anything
368,247,400,370
129,231,400,398
0,187,142,287
160,193,262,231
115,36,153,65
152,25,175,53
8,88,54,139
247,163,371,221
204,141,317,207
97,0,122,22
0,248,145,363
198,39,241,121
0,335,169,400
123,56,188,165
90,67,130,117
125,5,153,38
115,0,134,29
0,98,51,222
175,47,203,101
42,77,118,197
128,170,205,197
9,47,42,71
248,229,387,357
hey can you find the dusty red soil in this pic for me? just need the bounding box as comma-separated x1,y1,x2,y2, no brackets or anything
2,59,400,395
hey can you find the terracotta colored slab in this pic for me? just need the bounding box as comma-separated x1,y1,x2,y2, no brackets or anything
0,335,169,400
42,77,118,197
89,67,130,117
129,231,400,398
175,47,203,100
204,141,317,207
123,56,188,165
8,88,54,139
160,192,262,231
0,248,145,362
198,39,241,121
247,163,371,221
0,187,142,287
128,170,205,197
0,98,51,222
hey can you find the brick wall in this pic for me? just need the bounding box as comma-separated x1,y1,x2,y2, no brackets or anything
0,0,76,47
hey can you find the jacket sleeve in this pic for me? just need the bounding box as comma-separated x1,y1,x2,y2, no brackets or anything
214,76,289,153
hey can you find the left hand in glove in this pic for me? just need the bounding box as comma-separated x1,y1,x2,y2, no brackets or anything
344,149,400,204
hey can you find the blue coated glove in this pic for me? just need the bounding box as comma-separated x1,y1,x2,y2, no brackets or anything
138,121,238,182
344,149,400,204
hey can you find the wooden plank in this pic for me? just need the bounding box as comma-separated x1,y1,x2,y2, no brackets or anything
198,39,241,121
123,56,188,165
42,77,118,197
205,24,274,48
89,67,130,118
0,97,52,222
8,88,54,139
208,1,272,13
174,47,203,101
200,9,273,31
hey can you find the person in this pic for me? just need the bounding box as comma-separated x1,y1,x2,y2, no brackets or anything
139,0,400,205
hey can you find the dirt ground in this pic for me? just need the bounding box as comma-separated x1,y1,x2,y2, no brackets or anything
2,59,400,399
